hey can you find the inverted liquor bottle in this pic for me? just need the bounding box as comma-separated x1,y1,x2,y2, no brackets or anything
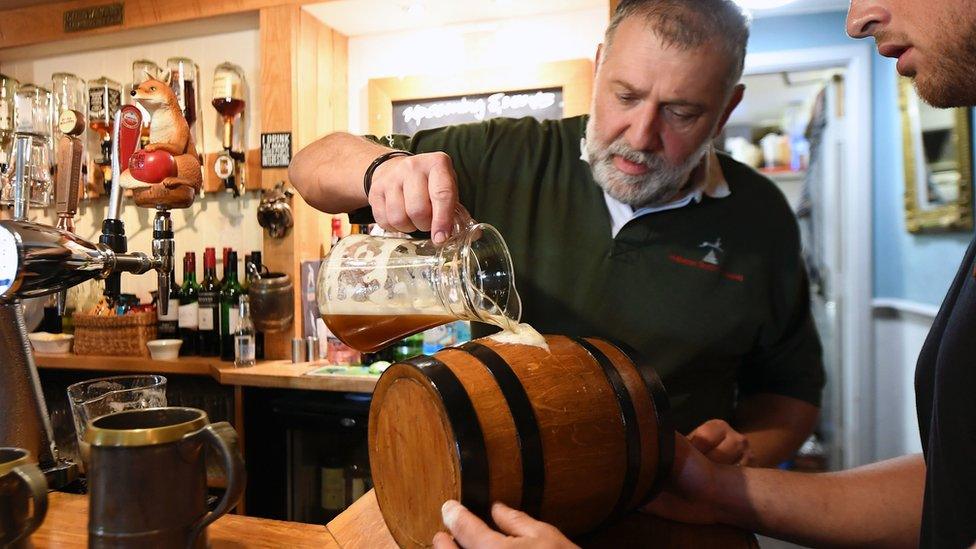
179,251,200,356
128,59,161,147
197,247,221,356
220,250,243,361
3,84,54,207
211,62,246,150
0,73,18,171
86,76,122,192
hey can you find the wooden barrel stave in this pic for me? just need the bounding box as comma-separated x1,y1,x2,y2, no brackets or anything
477,336,627,534
368,335,673,548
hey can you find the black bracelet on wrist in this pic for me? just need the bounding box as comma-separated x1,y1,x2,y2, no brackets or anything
363,150,413,199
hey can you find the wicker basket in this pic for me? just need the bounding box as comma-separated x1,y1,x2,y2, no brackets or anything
72,311,157,357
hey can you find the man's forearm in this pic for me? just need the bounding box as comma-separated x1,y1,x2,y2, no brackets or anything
288,132,392,213
736,393,819,467
713,453,924,548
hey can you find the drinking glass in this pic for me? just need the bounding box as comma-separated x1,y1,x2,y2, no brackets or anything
66,374,167,471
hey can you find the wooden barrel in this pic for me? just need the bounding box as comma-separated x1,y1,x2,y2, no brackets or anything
368,335,674,548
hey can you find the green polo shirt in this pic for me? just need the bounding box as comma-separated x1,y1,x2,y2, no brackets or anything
358,115,824,432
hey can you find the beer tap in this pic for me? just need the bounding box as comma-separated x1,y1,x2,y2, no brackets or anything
98,105,141,305
153,207,174,316
54,109,85,315
0,105,175,487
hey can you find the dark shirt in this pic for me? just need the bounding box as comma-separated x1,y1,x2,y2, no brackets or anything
358,115,824,432
916,236,976,548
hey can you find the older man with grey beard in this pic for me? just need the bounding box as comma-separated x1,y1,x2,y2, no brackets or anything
402,0,976,548
291,0,823,511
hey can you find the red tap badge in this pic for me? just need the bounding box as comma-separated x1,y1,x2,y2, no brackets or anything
120,108,141,131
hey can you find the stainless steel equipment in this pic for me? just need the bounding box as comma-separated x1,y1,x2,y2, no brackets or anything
0,107,176,487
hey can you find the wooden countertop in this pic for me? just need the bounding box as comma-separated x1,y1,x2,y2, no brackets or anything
34,492,339,548
34,353,379,393
211,360,380,393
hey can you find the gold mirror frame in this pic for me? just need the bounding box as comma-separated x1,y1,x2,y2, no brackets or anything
898,77,974,233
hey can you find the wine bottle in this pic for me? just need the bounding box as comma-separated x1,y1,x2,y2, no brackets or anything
178,252,200,356
220,250,243,361
198,247,221,356
244,250,265,360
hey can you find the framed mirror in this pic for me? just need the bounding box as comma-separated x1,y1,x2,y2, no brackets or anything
898,77,973,233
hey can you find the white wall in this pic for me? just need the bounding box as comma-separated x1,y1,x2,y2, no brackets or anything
871,301,935,460
346,7,607,134
0,14,264,301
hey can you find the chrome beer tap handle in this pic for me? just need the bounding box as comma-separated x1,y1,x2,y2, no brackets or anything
152,208,174,315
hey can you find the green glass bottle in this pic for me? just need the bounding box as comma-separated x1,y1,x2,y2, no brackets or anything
220,250,243,361
178,252,200,356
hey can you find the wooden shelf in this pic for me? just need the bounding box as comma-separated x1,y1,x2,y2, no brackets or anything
34,352,378,393
34,353,217,376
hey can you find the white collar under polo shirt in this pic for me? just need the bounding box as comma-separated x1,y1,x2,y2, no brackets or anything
580,138,732,238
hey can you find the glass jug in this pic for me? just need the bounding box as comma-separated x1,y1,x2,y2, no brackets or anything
316,211,521,353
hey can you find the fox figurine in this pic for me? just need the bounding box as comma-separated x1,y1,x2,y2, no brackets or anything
121,74,202,208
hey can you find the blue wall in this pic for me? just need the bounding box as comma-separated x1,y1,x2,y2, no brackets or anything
748,11,974,307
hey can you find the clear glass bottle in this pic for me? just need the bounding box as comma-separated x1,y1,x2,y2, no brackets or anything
2,84,54,207
234,294,256,367
87,76,122,179
211,62,246,150
166,57,204,156
128,59,161,147
0,73,20,185
50,72,87,193
211,62,247,194
51,73,86,128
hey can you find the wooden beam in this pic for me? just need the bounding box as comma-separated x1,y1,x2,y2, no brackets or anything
0,0,320,50
259,4,348,360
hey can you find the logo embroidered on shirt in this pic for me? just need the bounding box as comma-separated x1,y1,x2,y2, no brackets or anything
699,238,723,265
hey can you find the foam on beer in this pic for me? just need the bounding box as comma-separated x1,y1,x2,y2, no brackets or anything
487,320,549,351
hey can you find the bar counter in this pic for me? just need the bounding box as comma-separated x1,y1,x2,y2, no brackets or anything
34,489,757,548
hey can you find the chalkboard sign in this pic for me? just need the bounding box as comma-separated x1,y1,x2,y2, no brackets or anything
392,87,563,136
